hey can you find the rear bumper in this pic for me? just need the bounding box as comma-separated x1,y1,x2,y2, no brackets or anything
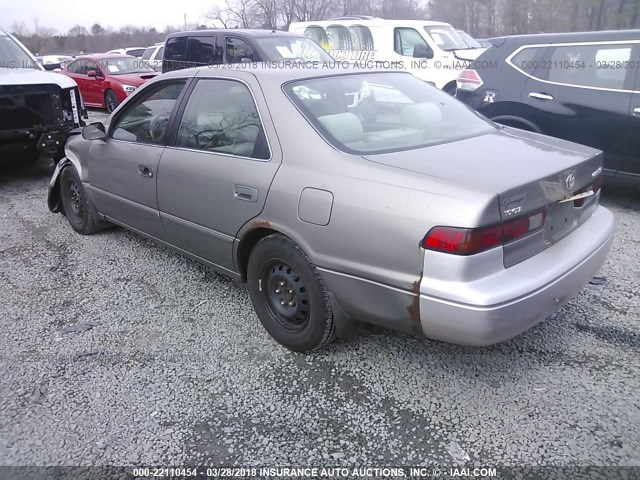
419,206,615,345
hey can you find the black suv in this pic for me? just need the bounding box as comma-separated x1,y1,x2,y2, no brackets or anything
456,30,640,184
162,29,333,73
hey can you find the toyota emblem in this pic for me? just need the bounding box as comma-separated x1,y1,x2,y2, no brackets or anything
565,173,576,191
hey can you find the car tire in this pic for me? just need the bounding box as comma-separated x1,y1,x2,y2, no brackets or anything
59,166,102,235
104,90,118,113
247,234,337,352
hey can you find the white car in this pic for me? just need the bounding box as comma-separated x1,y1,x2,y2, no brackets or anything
36,54,74,71
1,31,84,164
140,43,164,71
106,47,146,58
289,19,486,94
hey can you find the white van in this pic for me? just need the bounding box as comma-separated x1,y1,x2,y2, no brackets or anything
289,18,486,93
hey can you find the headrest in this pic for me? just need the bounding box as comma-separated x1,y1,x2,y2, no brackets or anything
318,112,364,144
401,102,443,129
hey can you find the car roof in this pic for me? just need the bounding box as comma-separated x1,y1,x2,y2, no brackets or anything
166,29,306,39
290,19,451,27
159,64,408,85
74,53,135,60
489,29,640,46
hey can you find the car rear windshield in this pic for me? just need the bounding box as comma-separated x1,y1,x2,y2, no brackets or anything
257,37,333,62
284,72,494,155
101,57,154,74
0,35,39,69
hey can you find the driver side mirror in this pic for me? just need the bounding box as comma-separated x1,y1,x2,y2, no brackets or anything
87,69,100,78
413,44,434,59
82,122,106,140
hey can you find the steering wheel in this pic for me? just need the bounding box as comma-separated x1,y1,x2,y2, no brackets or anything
149,113,171,143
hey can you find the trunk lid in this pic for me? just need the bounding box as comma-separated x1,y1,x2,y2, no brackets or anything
363,127,604,266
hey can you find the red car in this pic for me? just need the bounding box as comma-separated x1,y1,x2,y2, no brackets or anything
61,54,158,112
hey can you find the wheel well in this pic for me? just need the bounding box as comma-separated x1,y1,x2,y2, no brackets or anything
443,81,457,95
237,227,279,282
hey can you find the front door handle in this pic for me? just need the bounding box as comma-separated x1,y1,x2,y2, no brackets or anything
633,107,640,117
234,185,258,203
529,92,554,101
138,165,153,178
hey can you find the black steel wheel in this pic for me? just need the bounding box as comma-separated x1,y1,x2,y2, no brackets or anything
261,260,311,333
59,166,101,235
247,234,336,352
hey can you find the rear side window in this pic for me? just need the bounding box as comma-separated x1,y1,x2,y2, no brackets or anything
510,46,543,75
164,36,223,71
547,44,633,90
141,47,154,60
175,79,269,159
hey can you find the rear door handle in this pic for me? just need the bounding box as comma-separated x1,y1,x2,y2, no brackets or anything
633,107,640,117
138,165,153,178
529,92,554,101
234,185,258,203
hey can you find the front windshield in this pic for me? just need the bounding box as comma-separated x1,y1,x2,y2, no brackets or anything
285,73,493,155
257,37,333,62
0,35,39,69
424,25,470,51
100,56,154,74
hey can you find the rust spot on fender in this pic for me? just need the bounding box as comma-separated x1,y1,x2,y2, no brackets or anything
251,219,271,229
407,279,422,334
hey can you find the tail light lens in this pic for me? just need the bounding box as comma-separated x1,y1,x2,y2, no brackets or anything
573,173,604,207
457,69,483,92
422,209,546,255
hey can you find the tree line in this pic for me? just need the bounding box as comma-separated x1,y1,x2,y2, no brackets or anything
10,0,640,55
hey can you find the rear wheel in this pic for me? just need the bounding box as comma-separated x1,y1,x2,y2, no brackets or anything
104,90,118,113
247,234,336,352
59,166,102,235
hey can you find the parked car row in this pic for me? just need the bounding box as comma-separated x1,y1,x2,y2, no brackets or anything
2,21,628,351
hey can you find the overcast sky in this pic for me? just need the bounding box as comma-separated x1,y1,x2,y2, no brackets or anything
2,0,217,33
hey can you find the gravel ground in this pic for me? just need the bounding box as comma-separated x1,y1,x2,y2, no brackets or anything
0,109,639,469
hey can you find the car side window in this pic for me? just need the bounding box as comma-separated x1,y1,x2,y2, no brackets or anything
67,60,80,73
226,37,257,63
110,81,186,144
175,79,269,160
547,44,632,90
394,28,432,58
86,61,100,74
141,47,154,60
510,46,543,75
69,60,88,74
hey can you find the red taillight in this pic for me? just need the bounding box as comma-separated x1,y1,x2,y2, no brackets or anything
423,225,502,255
573,174,603,207
457,69,483,92
422,209,546,255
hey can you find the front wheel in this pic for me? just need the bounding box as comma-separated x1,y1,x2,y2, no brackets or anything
247,234,337,352
104,90,118,113
59,166,102,235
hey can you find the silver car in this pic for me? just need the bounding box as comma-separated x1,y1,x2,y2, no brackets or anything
47,67,615,352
